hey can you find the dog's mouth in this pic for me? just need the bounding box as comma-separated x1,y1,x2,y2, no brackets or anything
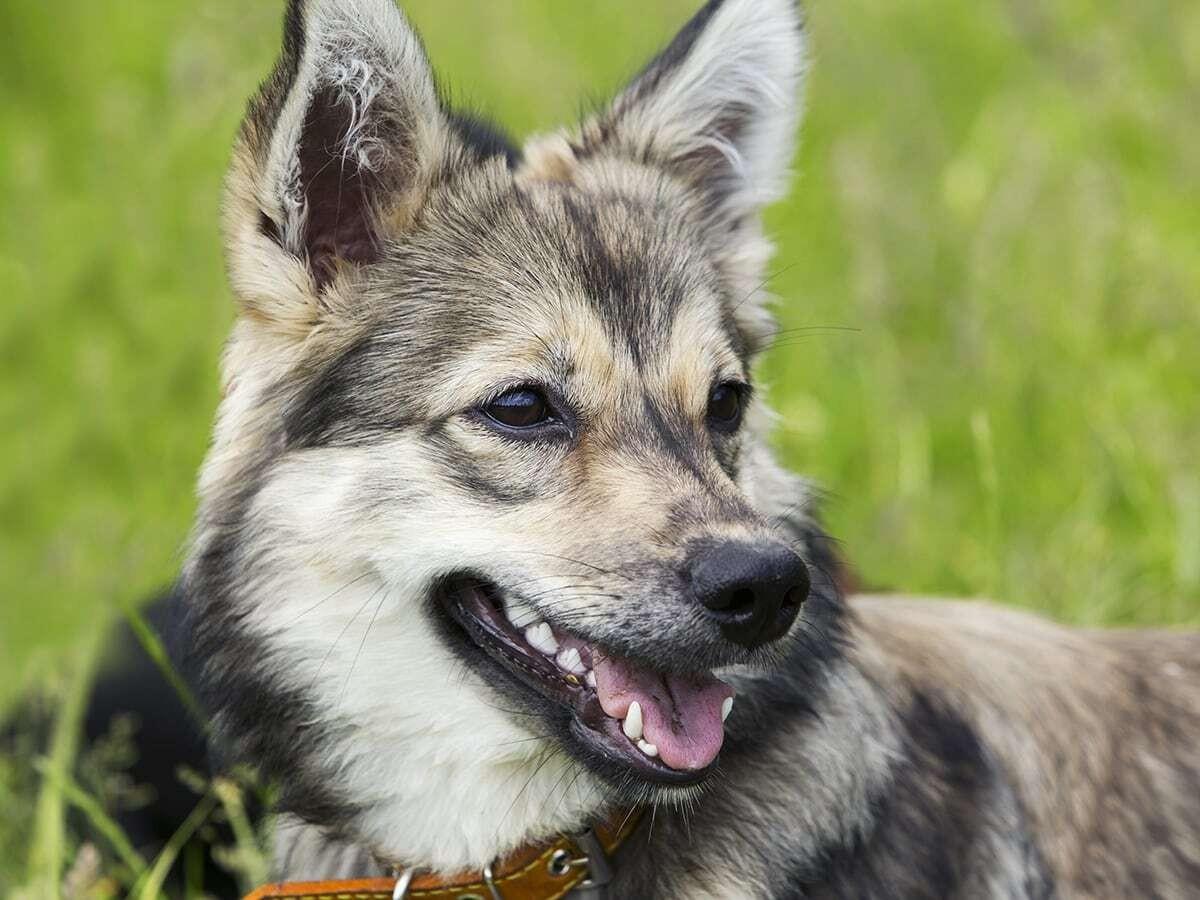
440,579,733,786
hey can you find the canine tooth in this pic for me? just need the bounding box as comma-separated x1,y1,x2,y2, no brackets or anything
622,701,644,741
524,623,559,655
585,670,596,688
637,740,658,758
556,647,586,675
722,696,734,722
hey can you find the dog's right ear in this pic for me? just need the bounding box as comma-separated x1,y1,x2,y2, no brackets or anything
223,0,452,336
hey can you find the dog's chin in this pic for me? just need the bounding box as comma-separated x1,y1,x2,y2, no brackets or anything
436,577,734,790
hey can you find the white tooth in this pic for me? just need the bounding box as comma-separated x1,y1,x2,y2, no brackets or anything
585,670,596,688
556,647,586,675
523,623,543,650
524,623,559,656
622,701,644,741
722,696,734,722
637,740,658,758
503,598,538,629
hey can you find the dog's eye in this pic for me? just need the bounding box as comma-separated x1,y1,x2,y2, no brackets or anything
484,388,553,430
707,383,745,432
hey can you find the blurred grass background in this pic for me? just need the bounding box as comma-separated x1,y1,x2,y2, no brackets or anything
0,0,1198,884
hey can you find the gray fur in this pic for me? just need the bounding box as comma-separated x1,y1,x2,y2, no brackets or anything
180,0,1200,896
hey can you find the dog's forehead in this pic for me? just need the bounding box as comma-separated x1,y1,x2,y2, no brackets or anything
284,176,750,450
386,177,745,402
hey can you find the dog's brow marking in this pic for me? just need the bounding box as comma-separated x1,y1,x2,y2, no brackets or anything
664,296,745,382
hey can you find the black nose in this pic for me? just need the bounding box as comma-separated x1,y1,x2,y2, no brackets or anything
688,541,810,648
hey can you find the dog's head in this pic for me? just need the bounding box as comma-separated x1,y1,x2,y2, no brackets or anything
185,0,842,871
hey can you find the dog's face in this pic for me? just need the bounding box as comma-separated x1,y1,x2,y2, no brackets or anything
186,0,839,871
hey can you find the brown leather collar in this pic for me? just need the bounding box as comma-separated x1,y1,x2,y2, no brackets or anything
244,810,642,900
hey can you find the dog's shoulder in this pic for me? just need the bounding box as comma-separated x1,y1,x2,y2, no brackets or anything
847,594,1200,894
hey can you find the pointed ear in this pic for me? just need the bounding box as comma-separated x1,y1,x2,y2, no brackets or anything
580,0,804,231
223,0,455,332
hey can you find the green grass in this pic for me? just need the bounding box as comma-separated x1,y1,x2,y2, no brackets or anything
2,0,1198,892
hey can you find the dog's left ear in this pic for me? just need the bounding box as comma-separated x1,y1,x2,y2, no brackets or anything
580,0,804,235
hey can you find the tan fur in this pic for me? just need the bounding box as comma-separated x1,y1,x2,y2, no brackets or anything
517,133,579,185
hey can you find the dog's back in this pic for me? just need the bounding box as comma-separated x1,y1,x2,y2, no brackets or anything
854,597,1200,895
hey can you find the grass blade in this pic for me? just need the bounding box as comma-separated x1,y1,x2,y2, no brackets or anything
131,791,218,900
33,759,146,881
213,777,270,890
25,630,102,897
120,603,209,736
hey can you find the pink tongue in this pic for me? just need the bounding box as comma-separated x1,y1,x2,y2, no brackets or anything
592,652,733,771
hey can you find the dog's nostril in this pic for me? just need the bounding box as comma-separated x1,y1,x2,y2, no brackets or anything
783,585,806,608
726,587,757,614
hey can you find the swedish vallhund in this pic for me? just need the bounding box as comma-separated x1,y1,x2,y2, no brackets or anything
85,0,1200,896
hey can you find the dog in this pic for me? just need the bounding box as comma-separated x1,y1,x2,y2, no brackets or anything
163,0,1200,895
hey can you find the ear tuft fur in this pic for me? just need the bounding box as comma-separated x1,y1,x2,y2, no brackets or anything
518,133,579,185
